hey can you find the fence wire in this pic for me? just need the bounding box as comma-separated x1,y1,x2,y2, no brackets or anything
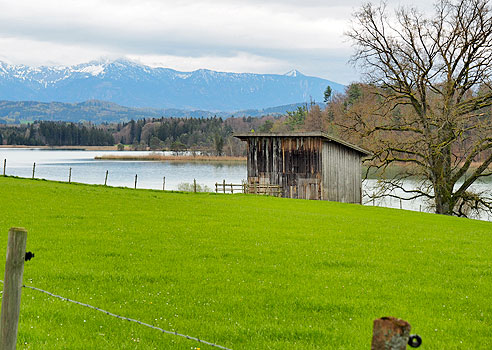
0,280,231,349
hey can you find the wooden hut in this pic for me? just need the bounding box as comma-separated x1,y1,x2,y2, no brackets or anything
234,132,371,203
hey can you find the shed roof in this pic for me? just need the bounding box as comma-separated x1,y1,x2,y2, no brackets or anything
234,132,372,156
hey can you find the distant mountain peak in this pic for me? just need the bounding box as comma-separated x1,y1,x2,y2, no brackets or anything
73,63,105,76
284,69,304,77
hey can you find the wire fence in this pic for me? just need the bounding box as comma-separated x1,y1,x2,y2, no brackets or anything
1,157,248,195
3,157,491,220
0,280,232,350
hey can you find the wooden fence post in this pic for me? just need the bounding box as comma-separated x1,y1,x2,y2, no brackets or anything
104,170,109,186
230,183,233,194
0,227,28,350
68,167,72,183
163,177,166,191
32,163,36,179
193,179,197,193
3,159,6,176
223,179,226,194
371,317,411,350
134,174,138,189
215,183,218,193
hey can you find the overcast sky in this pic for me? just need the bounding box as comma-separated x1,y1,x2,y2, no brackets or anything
0,0,434,84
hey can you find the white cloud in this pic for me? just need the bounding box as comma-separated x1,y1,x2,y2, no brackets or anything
0,36,114,67
127,52,291,75
0,0,438,84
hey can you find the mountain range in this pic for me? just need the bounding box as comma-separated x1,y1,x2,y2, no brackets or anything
0,59,344,111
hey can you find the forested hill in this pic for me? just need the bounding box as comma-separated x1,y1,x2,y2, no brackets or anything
0,100,317,124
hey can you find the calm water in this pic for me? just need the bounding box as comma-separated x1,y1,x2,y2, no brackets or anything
0,148,246,191
1,148,490,221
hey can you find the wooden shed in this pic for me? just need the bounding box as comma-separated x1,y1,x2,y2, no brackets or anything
234,132,371,203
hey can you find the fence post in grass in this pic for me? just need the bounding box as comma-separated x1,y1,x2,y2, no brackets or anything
134,174,138,189
3,159,6,176
32,162,36,179
215,182,218,193
231,183,233,194
371,317,411,350
104,170,108,186
163,176,165,191
193,179,197,193
371,317,414,350
68,167,72,183
400,198,402,209
223,179,226,194
0,227,28,350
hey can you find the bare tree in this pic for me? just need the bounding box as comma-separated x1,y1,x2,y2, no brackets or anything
344,0,492,217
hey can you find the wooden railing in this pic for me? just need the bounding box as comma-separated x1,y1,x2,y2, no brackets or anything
248,183,282,197
214,180,283,197
215,180,247,194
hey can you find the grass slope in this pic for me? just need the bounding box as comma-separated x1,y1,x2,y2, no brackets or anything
0,177,490,349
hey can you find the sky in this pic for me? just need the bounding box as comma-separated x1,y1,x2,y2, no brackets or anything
0,0,434,85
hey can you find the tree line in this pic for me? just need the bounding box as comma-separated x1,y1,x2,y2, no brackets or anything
0,116,271,155
0,121,115,146
111,116,271,155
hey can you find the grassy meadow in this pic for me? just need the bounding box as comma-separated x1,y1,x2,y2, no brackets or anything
0,176,491,349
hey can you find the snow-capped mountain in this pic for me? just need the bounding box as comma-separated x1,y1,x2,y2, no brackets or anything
0,59,344,111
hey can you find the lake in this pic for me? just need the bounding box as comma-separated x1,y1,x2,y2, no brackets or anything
0,148,246,191
1,148,490,221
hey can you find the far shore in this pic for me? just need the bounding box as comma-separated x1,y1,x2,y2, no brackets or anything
95,154,247,163
0,145,118,151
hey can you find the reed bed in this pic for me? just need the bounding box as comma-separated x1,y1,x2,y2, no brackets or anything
95,154,247,163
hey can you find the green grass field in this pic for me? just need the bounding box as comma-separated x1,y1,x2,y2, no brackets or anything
0,176,491,349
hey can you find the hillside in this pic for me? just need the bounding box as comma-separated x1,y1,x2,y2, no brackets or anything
0,177,490,348
0,59,343,111
0,99,319,124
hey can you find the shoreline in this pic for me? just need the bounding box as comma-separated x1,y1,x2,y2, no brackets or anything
0,145,117,151
95,154,247,163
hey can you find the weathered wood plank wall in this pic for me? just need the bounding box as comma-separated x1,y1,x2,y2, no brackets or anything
246,136,323,199
322,142,362,203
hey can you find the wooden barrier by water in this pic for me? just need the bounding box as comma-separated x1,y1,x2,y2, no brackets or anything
214,180,282,197
215,181,245,194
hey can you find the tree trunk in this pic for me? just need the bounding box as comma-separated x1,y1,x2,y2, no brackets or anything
435,191,454,215
433,141,455,215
